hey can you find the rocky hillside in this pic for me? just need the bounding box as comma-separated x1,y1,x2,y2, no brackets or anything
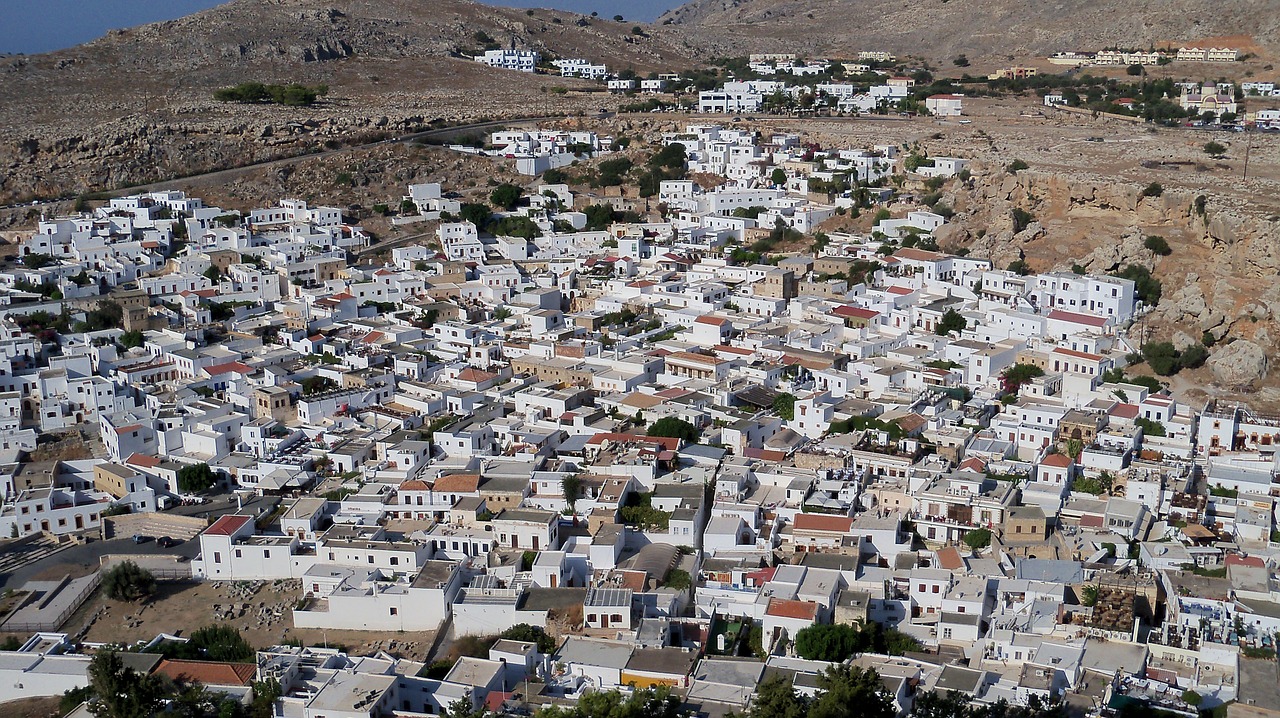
931,166,1279,404
0,0,700,204
661,0,1280,62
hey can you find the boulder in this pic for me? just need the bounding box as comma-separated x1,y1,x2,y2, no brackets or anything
1206,340,1269,387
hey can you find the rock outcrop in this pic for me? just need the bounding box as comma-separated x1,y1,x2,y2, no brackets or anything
1206,340,1269,387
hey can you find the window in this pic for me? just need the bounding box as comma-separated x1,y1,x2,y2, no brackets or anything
214,552,221,563
235,549,242,558
369,556,375,563
391,556,399,566
390,607,398,616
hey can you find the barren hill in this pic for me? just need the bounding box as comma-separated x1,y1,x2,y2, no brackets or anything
660,0,1280,62
0,0,700,205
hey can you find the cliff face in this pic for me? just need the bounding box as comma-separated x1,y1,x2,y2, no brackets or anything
937,168,1280,394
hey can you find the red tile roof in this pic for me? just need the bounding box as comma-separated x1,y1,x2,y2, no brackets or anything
457,368,498,383
399,480,431,492
205,515,253,537
1047,310,1109,327
434,473,482,493
126,453,161,468
694,315,730,326
936,546,965,571
1040,453,1072,468
833,305,880,320
1110,403,1139,419
205,361,253,376
765,598,818,620
793,513,854,533
1051,347,1103,361
154,659,255,687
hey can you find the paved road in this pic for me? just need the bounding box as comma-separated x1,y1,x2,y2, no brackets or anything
0,494,278,592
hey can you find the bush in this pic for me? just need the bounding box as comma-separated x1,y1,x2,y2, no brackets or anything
935,308,967,336
103,561,156,601
489,183,523,210
1140,182,1164,198
1144,234,1171,255
1006,159,1029,174
664,568,692,590
1203,141,1226,157
499,624,557,653
1112,264,1162,306
176,463,216,493
962,528,992,549
647,417,699,442
1011,207,1034,233
213,82,327,106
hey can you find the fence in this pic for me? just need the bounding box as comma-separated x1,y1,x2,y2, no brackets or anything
0,571,101,633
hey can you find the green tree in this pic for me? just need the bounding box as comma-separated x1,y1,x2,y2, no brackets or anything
86,650,167,718
810,664,896,718
535,686,682,718
1182,690,1202,708
1000,363,1045,395
176,463,217,493
743,675,808,718
795,623,862,662
772,392,797,421
102,561,156,602
962,528,992,550
119,330,145,349
187,624,254,662
1203,141,1226,157
935,308,967,336
1140,183,1164,198
21,253,56,269
771,167,788,186
490,183,523,210
562,473,584,511
498,624,557,653
1006,159,1029,174
459,203,492,227
646,417,699,442
583,203,616,231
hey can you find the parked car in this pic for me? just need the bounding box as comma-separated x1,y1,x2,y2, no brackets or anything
131,534,150,544
157,536,179,548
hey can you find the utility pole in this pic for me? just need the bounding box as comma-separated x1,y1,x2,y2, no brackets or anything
1242,126,1253,180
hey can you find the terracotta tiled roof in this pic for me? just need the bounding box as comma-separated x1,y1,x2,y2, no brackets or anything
457,368,498,383
205,515,252,537
399,480,431,492
154,659,255,686
433,473,481,493
793,513,854,533
1040,453,1072,468
126,453,161,468
765,598,818,620
1046,309,1108,327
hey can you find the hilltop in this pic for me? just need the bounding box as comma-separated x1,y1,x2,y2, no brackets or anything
660,0,1280,63
0,0,700,205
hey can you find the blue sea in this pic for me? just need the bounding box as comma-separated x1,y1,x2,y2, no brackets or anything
0,0,683,55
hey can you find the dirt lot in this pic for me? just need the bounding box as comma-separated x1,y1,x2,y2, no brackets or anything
37,579,435,660
0,697,61,718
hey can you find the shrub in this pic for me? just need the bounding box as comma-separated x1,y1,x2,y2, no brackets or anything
1144,234,1171,255
962,528,992,549
489,183,523,210
1140,182,1164,198
647,417,699,442
103,561,156,602
1006,158,1029,174
1011,207,1034,233
1204,141,1226,157
176,463,216,493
